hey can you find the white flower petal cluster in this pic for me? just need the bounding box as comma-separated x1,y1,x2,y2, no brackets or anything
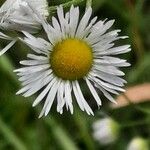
127,137,149,150
93,118,120,145
0,0,48,56
14,6,131,117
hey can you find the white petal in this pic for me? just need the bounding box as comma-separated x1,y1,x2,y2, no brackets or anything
44,80,60,116
0,39,17,56
14,64,50,74
91,70,126,86
93,56,130,67
96,84,117,104
20,59,48,66
72,81,84,111
76,7,92,38
90,76,125,92
17,74,53,96
69,6,79,37
22,70,52,86
74,81,94,115
64,81,73,114
97,45,131,55
93,65,125,76
27,54,47,60
85,78,102,106
0,32,13,40
33,77,57,107
56,81,65,113
87,20,115,42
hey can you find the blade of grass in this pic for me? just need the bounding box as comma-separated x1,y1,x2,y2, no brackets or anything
44,117,79,150
0,116,27,150
73,108,96,150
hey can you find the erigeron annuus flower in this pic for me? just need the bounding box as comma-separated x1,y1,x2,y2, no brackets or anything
14,6,131,117
0,0,49,56
92,118,120,145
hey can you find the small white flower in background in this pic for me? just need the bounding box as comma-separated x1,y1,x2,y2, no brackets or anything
92,118,120,145
14,6,131,117
127,137,149,150
0,0,49,56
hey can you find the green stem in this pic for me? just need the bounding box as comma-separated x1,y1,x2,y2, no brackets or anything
0,116,27,150
86,0,92,8
49,0,84,12
44,117,79,150
74,108,96,150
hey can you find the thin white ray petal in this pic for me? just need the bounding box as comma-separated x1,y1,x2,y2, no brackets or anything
0,39,17,56
75,81,94,115
85,78,102,106
52,16,61,30
87,20,115,42
90,76,125,92
57,81,65,113
38,79,59,118
72,82,84,111
64,81,73,114
93,65,125,76
69,6,79,37
22,70,52,86
17,73,53,95
23,74,53,97
44,80,61,116
27,54,47,60
33,77,57,107
91,70,126,86
96,84,117,104
97,45,131,55
20,59,48,66
76,7,92,38
18,70,46,82
57,6,66,39
82,16,97,39
14,64,50,74
0,32,13,40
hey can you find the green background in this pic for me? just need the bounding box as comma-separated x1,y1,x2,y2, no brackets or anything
0,0,150,149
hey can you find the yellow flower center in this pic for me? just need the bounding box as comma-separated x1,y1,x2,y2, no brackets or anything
50,39,93,80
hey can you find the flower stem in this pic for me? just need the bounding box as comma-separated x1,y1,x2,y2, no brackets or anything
86,0,92,8
44,117,79,150
49,0,84,12
0,116,27,150
73,108,96,150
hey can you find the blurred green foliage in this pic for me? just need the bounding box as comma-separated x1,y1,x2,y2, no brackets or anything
0,0,150,150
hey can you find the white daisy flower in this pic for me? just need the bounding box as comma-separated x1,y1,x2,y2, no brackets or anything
92,118,120,145
0,0,49,56
14,6,131,117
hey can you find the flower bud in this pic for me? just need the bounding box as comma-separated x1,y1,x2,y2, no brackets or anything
127,137,149,150
92,118,120,145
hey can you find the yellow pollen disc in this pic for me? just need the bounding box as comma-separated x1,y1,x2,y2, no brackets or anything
50,39,93,80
